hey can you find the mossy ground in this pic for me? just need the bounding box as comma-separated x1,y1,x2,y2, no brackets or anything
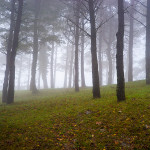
0,80,150,150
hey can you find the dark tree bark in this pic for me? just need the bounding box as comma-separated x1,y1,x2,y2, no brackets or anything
30,0,41,93
81,17,86,87
88,0,100,98
128,0,134,82
2,0,15,103
74,1,80,92
7,0,24,104
146,0,150,84
116,0,125,102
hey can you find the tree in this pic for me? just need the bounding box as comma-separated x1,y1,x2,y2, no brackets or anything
146,0,150,84
30,0,41,93
80,17,86,87
2,0,15,103
64,43,69,88
128,0,135,82
74,0,80,92
7,0,24,104
104,19,113,85
88,0,100,98
116,0,125,102
39,43,48,89
17,55,23,90
51,39,55,88
68,44,74,88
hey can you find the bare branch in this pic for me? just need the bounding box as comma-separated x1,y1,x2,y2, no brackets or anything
135,0,147,8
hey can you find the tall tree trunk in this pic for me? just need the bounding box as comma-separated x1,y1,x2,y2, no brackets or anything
146,0,150,84
104,17,113,85
107,19,113,85
98,30,103,86
112,60,116,84
68,44,74,88
51,41,54,88
54,47,57,88
73,65,75,88
64,44,69,88
74,1,80,92
27,54,31,90
17,55,23,90
38,43,48,89
116,0,125,102
81,17,86,87
42,72,48,89
107,49,113,85
88,0,100,98
128,0,134,82
2,0,15,103
7,0,23,104
30,0,41,93
38,71,40,89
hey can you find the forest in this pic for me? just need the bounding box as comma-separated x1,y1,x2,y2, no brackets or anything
0,0,150,149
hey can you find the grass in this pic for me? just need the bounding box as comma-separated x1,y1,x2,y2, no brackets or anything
0,80,150,150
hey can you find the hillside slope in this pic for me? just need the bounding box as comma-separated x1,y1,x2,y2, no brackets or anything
0,80,150,149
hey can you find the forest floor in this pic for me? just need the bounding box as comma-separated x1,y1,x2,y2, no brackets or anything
0,80,150,150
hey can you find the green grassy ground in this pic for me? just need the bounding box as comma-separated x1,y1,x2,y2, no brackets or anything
0,80,150,150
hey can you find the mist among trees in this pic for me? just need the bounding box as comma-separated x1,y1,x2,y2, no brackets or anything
0,0,150,149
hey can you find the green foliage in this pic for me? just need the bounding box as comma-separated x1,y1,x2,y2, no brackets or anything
0,80,150,149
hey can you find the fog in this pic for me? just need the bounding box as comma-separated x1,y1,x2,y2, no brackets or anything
0,0,148,98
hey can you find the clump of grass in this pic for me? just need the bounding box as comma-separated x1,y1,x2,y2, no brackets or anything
0,80,150,149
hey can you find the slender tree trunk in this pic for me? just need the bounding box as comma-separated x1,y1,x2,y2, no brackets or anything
104,18,113,85
98,30,103,86
107,49,112,85
30,0,41,93
68,44,74,88
88,0,100,98
112,60,116,84
73,65,75,88
54,47,57,88
74,1,80,92
128,0,134,82
2,0,15,103
7,0,23,104
146,0,150,84
38,44,48,89
125,54,128,82
64,45,69,88
51,41,54,88
42,73,48,89
38,71,40,89
107,20,113,85
17,55,23,90
27,54,31,90
116,0,125,102
81,17,86,87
